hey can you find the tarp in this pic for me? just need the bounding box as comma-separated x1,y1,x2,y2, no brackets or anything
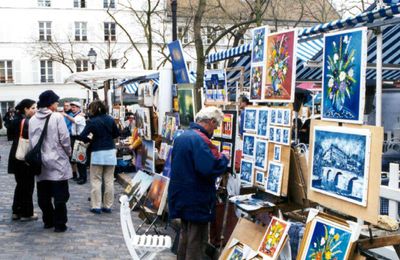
65,68,158,83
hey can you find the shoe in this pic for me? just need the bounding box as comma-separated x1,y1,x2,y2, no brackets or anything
12,214,20,221
77,179,87,185
90,208,101,214
20,214,38,222
44,223,54,229
101,208,112,213
54,225,67,233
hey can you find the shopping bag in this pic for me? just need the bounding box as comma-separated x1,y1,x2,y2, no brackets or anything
71,140,88,164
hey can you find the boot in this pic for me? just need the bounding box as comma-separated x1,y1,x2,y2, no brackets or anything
72,172,78,181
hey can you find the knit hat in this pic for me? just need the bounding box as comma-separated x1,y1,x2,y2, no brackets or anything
37,90,60,108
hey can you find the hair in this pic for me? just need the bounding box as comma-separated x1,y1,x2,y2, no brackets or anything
239,95,250,104
195,106,224,125
89,100,107,116
15,99,36,114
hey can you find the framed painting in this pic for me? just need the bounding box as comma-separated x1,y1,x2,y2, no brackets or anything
283,109,291,126
265,161,283,196
263,29,297,103
140,140,155,173
143,174,170,215
273,145,281,162
250,66,264,101
167,40,190,84
310,125,371,206
244,107,257,132
258,217,291,259
274,127,282,144
254,138,268,170
298,214,353,260
251,25,268,64
222,142,233,167
227,244,243,260
256,107,269,137
161,112,180,142
128,170,154,204
240,159,254,185
204,69,227,102
177,84,198,128
243,133,256,158
270,109,276,124
321,27,367,124
211,140,221,152
255,171,265,185
222,113,234,139
135,107,152,141
162,148,173,178
269,126,275,142
282,127,290,146
214,122,222,138
276,109,283,125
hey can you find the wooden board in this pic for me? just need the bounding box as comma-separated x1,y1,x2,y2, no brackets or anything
308,120,383,225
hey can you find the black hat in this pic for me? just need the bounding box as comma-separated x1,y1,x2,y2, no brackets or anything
37,90,60,108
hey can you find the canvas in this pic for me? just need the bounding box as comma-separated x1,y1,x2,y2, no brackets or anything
269,126,275,142
255,171,265,185
282,128,290,145
161,112,180,142
162,148,173,178
168,40,190,84
222,113,234,139
140,140,155,173
204,69,227,102
129,170,154,203
135,107,152,141
310,125,371,206
299,216,353,260
271,109,276,124
244,108,257,132
144,174,170,215
265,161,283,196
273,145,281,162
258,217,291,259
143,82,154,107
211,140,221,152
222,142,233,167
263,29,297,103
277,109,283,125
283,109,291,126
240,159,254,185
243,133,256,157
255,139,268,170
257,108,269,137
227,245,243,260
251,26,268,63
250,66,264,101
274,127,282,144
322,27,367,124
214,122,222,137
178,84,197,128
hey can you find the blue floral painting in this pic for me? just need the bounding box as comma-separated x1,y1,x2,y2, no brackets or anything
244,108,257,132
252,26,267,63
257,109,269,137
322,27,367,124
255,139,268,170
266,161,283,196
240,159,254,185
243,134,255,157
302,217,352,260
311,125,371,206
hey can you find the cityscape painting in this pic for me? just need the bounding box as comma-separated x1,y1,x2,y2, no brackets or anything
240,159,254,185
243,133,256,158
256,108,269,137
255,139,268,170
265,161,283,196
244,108,257,132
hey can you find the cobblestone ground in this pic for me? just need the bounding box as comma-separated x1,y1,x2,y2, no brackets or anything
0,136,176,260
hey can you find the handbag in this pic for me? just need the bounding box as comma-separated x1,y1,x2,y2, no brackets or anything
15,119,30,161
25,115,51,175
71,140,88,164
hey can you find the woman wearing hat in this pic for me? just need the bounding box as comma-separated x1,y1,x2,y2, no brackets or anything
29,90,72,232
7,99,38,221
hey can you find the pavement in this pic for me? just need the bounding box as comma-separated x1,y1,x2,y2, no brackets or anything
0,136,176,260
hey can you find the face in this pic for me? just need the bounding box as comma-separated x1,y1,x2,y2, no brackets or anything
24,103,37,118
70,104,80,113
64,102,71,112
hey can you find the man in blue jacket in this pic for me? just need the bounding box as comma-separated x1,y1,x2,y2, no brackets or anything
168,106,229,260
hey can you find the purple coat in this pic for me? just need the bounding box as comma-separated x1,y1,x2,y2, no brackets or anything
29,108,72,181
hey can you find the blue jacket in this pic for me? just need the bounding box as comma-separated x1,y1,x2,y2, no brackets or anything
79,114,120,152
168,122,229,223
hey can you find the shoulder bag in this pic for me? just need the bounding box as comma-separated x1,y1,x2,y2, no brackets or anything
15,119,30,161
25,115,51,175
71,114,89,164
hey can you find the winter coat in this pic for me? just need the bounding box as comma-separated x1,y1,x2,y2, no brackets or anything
7,113,29,174
168,122,229,223
29,108,72,181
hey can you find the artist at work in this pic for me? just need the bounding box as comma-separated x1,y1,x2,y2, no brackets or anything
168,106,229,260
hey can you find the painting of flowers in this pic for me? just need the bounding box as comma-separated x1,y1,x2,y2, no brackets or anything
263,30,297,103
252,26,268,63
250,66,264,101
322,27,367,124
299,216,353,260
258,217,291,259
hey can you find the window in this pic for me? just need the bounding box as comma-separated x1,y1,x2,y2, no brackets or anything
74,0,86,8
38,0,51,7
104,22,116,41
203,27,215,45
212,62,219,70
186,61,192,71
40,60,54,83
0,61,13,83
39,21,52,41
103,0,115,8
105,59,117,69
76,60,88,72
178,26,189,44
0,101,15,117
75,22,87,41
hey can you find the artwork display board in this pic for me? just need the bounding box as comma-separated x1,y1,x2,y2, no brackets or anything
177,84,199,128
143,174,170,216
321,27,367,124
308,120,383,224
204,69,228,103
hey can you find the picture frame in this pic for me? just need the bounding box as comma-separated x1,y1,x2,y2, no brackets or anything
282,127,290,146
273,145,281,162
258,217,291,259
222,142,233,167
269,126,275,141
256,107,269,138
254,138,268,170
276,109,283,125
204,69,227,103
255,171,265,185
177,84,198,128
244,107,257,132
128,170,154,204
240,159,254,185
140,140,155,173
135,107,152,141
270,109,277,124
265,161,284,196
243,133,256,158
283,109,291,126
251,25,268,64
226,244,244,260
143,174,170,216
274,127,282,144
222,113,234,139
250,65,264,102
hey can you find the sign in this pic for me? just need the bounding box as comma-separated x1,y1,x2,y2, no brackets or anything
168,40,190,84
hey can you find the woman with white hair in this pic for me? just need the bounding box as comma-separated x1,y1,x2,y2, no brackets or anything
168,106,229,260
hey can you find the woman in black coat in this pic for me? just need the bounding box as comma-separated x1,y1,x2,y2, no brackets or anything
8,99,38,221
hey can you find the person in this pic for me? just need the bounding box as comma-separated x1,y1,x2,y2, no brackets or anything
78,100,120,214
63,101,87,184
29,90,72,232
8,99,38,221
168,106,229,260
238,95,250,137
3,107,16,141
63,101,74,134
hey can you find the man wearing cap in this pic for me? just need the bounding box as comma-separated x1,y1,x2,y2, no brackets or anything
63,101,87,184
29,90,72,232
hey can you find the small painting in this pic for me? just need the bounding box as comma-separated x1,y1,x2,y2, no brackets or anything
222,113,234,139
129,170,154,203
211,140,221,152
271,109,276,124
258,217,291,259
273,145,281,162
161,112,180,142
265,161,283,196
204,69,227,102
250,66,264,101
213,122,222,138
138,140,155,173
135,107,152,141
282,128,290,145
244,108,257,132
227,245,243,260
240,159,254,185
274,127,282,144
177,84,197,128
256,171,265,185
162,148,173,178
283,109,291,126
243,133,256,158
144,174,170,215
251,26,268,63
255,139,268,170
257,108,269,137
269,126,275,141
277,109,283,125
222,142,233,167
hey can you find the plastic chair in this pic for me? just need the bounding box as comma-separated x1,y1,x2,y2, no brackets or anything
119,195,172,260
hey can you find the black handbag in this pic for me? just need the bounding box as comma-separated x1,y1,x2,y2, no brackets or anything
25,115,51,175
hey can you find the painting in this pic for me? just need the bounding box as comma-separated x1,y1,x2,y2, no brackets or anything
227,245,243,260
243,133,256,157
271,109,276,124
273,145,281,162
214,122,222,137
299,216,353,260
222,142,233,167
265,161,283,196
274,127,282,144
167,40,190,84
244,108,257,132
310,125,371,206
135,107,152,141
255,139,268,170
255,171,265,185
263,29,297,103
139,140,155,173
161,112,180,142
282,128,290,145
251,26,268,63
322,27,367,124
204,69,227,102
258,217,291,259
269,126,275,142
211,140,221,152
283,109,291,126
177,84,197,128
257,108,269,137
222,113,234,139
129,170,154,204
277,109,283,125
250,66,264,101
144,174,170,215
240,159,254,185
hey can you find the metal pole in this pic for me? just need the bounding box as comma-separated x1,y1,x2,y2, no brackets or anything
376,28,383,127
171,0,177,41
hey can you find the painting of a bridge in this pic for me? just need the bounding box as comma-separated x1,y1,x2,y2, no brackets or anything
310,126,371,206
